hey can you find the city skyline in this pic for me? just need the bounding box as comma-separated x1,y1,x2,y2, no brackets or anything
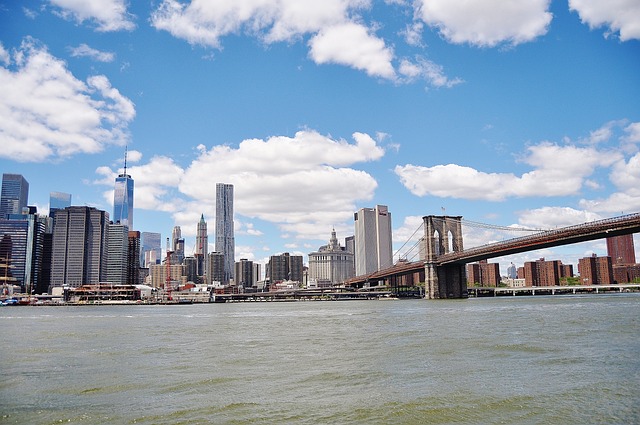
1,1,639,271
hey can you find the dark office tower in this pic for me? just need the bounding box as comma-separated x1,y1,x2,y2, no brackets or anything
183,256,198,283
106,222,128,285
606,234,636,265
128,231,141,285
268,252,303,284
235,258,254,288
113,149,134,229
49,192,71,217
208,252,225,285
215,183,235,284
1,174,29,219
0,211,46,293
50,206,109,289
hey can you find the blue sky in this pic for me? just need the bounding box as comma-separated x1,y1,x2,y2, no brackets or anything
1,0,639,273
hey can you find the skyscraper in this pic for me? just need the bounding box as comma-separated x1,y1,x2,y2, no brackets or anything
354,205,393,276
195,214,208,278
106,222,128,285
140,232,161,267
50,206,109,288
113,151,134,229
1,174,29,219
172,225,185,264
0,210,46,293
215,183,235,284
606,234,636,265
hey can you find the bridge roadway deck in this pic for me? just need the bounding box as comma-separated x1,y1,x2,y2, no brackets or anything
347,212,640,286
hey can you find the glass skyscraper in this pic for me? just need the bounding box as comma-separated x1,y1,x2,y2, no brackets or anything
215,183,235,284
113,172,134,230
1,174,29,219
140,232,161,268
49,192,71,216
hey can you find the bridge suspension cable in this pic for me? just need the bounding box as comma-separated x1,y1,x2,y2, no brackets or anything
461,219,547,233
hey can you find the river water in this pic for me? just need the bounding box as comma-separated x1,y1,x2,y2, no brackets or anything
1,294,639,424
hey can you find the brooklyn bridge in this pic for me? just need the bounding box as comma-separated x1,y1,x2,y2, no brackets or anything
346,212,640,299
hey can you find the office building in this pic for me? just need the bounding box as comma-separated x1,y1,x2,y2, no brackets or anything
208,251,225,285
606,234,636,265
141,232,161,268
235,258,256,288
128,231,141,285
113,153,134,229
1,174,29,219
50,206,109,288
195,214,208,278
267,252,303,284
308,229,355,286
215,183,235,284
172,226,185,265
0,211,46,293
106,222,128,285
354,205,393,276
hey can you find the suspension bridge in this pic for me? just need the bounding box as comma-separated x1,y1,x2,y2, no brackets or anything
346,212,640,299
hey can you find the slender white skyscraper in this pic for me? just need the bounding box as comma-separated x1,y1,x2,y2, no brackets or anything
354,205,393,276
215,183,235,284
113,149,134,229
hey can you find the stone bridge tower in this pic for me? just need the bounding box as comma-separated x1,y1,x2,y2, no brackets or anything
423,215,468,299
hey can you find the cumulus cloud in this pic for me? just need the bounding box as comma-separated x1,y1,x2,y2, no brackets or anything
415,0,552,47
0,38,135,162
48,0,135,31
98,130,384,240
517,206,603,229
150,0,460,86
309,23,396,79
578,152,640,213
395,142,620,201
569,0,640,41
69,44,115,62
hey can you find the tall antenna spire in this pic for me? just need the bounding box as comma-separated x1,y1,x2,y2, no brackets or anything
123,145,128,175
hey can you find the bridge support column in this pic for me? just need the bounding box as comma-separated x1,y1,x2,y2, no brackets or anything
423,215,468,299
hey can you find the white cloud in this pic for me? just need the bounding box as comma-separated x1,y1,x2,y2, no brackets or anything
0,38,135,162
569,0,640,41
400,22,425,47
517,207,602,229
415,0,552,47
150,0,460,85
0,43,9,66
48,0,135,31
309,22,396,79
69,44,115,62
97,130,384,241
395,142,620,201
398,56,463,88
623,122,640,144
579,152,640,213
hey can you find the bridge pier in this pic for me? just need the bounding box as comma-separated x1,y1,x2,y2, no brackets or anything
425,262,468,299
423,215,468,299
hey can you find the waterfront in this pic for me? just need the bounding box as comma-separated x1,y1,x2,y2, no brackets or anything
1,294,639,424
